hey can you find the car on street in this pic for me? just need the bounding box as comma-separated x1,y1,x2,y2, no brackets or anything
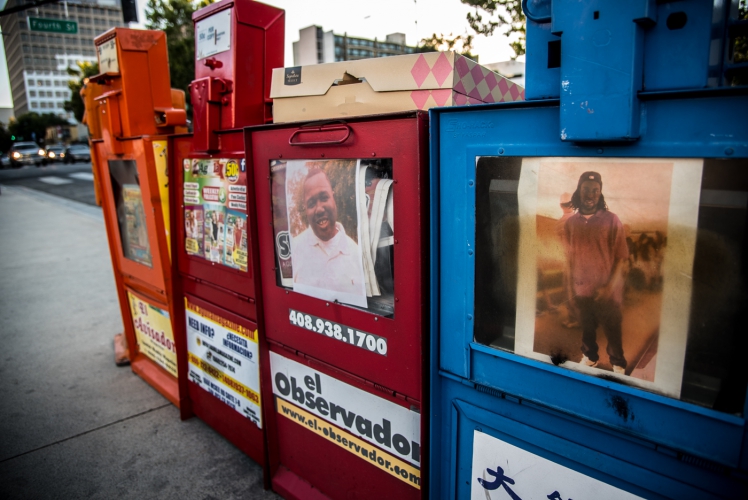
64,144,91,164
44,145,67,164
9,142,46,167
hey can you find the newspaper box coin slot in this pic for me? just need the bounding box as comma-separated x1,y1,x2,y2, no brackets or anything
88,27,189,412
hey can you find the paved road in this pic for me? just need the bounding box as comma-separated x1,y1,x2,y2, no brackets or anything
0,162,99,206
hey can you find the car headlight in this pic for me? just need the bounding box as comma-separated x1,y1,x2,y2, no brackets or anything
38,149,45,155
12,152,20,159
49,152,56,158
60,153,65,157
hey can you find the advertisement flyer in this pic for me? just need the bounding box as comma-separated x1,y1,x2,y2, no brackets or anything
471,430,642,499
152,140,171,259
128,292,177,377
186,299,262,428
183,158,248,272
121,184,152,267
271,352,421,489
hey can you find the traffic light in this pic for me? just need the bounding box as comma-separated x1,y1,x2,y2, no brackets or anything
121,0,138,24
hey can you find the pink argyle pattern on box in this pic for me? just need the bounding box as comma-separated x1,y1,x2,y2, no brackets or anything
408,52,524,108
411,52,455,89
410,89,454,109
453,55,524,104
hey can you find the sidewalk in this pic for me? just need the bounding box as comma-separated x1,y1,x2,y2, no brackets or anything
0,186,279,499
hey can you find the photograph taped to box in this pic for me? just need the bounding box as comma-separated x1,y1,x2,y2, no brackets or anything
270,158,395,316
473,156,748,409
183,158,248,272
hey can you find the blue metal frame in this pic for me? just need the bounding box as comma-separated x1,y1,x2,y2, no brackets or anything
429,92,748,498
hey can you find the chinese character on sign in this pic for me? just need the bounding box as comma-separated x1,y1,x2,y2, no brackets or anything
477,466,522,500
547,491,572,500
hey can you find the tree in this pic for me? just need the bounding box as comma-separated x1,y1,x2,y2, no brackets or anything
461,0,525,59
733,0,748,85
418,32,479,61
64,61,100,123
8,113,70,145
146,0,214,113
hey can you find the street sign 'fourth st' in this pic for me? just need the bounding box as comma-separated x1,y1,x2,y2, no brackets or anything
28,17,78,34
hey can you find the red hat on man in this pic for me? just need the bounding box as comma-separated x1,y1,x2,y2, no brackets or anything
577,171,602,190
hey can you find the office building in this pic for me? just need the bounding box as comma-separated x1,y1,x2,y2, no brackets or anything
0,0,125,121
293,25,417,66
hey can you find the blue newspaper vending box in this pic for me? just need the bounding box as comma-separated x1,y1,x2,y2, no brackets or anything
430,1,748,498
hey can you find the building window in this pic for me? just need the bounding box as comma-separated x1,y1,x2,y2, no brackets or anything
31,102,38,108
29,90,36,97
56,102,64,108
46,80,52,86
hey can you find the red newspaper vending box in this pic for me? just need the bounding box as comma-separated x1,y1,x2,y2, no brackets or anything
246,112,429,499
90,28,188,411
169,0,284,464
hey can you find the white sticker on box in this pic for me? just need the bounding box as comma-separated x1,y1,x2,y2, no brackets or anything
196,8,231,60
471,431,643,499
97,38,119,73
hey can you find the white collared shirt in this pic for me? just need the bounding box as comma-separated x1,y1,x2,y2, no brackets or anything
292,222,366,297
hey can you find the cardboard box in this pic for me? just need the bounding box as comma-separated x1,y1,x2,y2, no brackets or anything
270,51,525,123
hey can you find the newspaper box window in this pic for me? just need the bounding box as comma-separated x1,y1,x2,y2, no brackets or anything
109,159,152,268
473,156,748,412
271,158,395,317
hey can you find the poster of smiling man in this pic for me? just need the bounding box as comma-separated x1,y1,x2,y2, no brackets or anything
285,159,368,307
513,158,703,398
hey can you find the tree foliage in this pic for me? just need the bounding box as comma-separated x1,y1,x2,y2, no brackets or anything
733,0,748,85
146,0,214,112
8,112,69,145
461,0,525,59
418,32,478,61
64,61,100,123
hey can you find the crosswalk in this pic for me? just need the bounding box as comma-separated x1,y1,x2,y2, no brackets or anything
38,172,94,185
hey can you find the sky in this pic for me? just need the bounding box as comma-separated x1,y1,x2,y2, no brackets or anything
0,0,521,110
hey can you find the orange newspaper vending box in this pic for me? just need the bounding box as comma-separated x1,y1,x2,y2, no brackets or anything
81,78,105,206
89,28,189,413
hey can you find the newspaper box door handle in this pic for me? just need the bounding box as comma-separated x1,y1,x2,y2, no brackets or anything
288,123,352,146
